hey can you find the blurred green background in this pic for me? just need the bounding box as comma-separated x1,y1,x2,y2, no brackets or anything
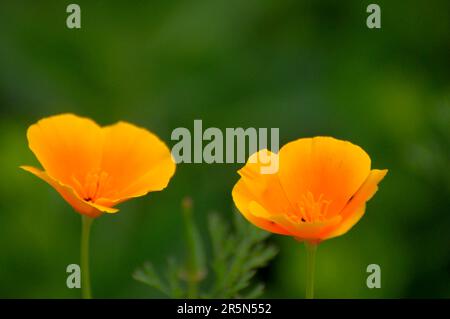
0,0,449,298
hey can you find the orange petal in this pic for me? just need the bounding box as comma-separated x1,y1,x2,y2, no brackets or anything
232,150,294,235
270,213,342,242
20,165,118,218
323,169,388,239
232,179,293,235
26,114,103,195
278,136,371,217
97,122,176,202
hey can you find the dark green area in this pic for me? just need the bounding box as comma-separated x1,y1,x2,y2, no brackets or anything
0,0,449,298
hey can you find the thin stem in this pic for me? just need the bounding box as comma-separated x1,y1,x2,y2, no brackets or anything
305,241,317,299
81,215,93,299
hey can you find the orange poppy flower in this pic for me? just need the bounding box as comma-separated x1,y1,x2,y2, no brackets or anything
232,136,387,243
21,113,176,218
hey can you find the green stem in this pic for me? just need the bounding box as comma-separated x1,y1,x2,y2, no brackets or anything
81,215,93,299
305,241,317,299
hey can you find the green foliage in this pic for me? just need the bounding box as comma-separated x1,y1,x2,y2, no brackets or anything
133,211,278,299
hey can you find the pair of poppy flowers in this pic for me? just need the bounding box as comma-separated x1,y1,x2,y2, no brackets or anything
22,113,387,243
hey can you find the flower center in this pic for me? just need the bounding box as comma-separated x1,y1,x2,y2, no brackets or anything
72,170,111,203
293,191,331,223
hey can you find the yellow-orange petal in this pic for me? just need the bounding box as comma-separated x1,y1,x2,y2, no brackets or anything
278,136,371,217
323,169,388,239
238,151,295,213
231,150,296,235
20,165,118,218
232,179,293,235
26,114,103,194
97,121,176,202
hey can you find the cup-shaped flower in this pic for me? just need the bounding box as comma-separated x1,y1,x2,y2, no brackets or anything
232,136,387,243
21,113,176,218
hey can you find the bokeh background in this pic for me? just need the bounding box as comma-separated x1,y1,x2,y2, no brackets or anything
0,0,449,298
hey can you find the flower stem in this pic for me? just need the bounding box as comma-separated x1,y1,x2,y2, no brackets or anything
305,241,317,299
81,215,93,299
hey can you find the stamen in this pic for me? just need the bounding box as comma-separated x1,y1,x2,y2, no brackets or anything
295,191,331,223
81,170,110,203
